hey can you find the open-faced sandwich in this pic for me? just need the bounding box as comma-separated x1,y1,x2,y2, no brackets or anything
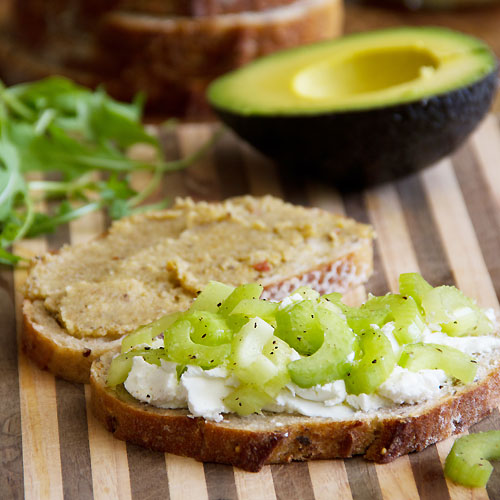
91,273,500,472
22,195,373,382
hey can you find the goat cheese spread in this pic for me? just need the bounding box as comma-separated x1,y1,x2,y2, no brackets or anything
123,318,500,422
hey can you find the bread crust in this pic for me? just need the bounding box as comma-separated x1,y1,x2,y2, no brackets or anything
90,350,500,471
22,244,373,383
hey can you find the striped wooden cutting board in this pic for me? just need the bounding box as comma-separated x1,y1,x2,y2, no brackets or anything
2,115,500,500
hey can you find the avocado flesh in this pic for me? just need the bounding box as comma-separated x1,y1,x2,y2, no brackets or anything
208,27,496,115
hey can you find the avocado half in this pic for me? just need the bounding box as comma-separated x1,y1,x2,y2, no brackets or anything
208,27,498,188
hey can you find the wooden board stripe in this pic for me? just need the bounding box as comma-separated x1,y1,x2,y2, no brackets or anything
471,116,500,214
452,144,500,301
342,191,387,296
234,465,277,500
422,159,498,308
0,266,24,499
166,454,208,500
204,463,237,500
271,463,315,500
14,237,64,500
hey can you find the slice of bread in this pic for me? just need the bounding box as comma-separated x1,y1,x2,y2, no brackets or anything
22,196,373,383
90,330,500,472
3,0,343,118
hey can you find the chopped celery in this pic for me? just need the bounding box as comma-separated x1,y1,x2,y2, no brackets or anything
399,342,477,383
120,312,181,353
262,336,293,396
399,273,433,309
224,385,273,416
288,308,354,388
344,328,396,395
219,283,263,316
230,317,279,385
227,297,278,336
275,299,324,355
230,298,279,322
107,348,165,386
189,281,235,313
392,296,426,344
292,286,320,300
445,431,500,488
107,353,134,387
181,310,232,346
121,329,153,354
421,286,493,337
165,319,231,368
321,292,348,312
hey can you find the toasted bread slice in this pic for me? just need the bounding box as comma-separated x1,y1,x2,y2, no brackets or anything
90,333,500,472
22,196,373,383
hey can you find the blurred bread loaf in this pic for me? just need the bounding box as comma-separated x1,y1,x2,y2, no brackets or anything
1,0,343,118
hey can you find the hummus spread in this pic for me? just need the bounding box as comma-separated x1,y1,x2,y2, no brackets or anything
25,196,373,339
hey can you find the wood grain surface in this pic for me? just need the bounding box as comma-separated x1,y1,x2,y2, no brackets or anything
2,115,500,499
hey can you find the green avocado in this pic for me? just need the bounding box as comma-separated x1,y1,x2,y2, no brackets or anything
208,27,498,187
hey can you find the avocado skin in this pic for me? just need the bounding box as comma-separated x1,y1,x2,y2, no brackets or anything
212,69,498,189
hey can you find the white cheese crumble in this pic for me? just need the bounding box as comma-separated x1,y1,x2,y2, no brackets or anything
346,393,392,412
378,366,448,405
124,357,186,408
278,293,304,310
422,330,500,356
180,366,236,423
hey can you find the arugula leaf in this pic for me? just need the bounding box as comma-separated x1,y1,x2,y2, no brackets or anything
0,76,220,265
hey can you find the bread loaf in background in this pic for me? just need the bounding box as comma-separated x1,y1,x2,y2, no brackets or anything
1,0,343,118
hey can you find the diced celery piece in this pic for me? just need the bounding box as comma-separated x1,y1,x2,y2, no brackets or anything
317,296,344,315
181,310,232,346
399,273,433,309
398,342,477,383
231,298,278,320
288,308,354,388
189,281,235,313
107,348,165,386
392,296,426,344
275,299,324,355
230,317,278,385
165,319,231,368
262,336,292,396
107,353,134,387
219,283,263,316
344,328,397,395
120,312,181,353
322,292,348,313
229,299,279,328
421,286,493,337
292,286,320,300
223,385,273,416
445,431,500,488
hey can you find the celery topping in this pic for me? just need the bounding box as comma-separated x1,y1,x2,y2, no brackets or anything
109,273,497,418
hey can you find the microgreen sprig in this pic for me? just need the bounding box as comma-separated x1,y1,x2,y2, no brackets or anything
0,77,220,266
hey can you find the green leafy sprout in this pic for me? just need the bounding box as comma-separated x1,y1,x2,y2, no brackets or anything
0,77,220,266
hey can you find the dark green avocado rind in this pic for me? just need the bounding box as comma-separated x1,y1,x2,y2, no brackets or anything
211,68,498,188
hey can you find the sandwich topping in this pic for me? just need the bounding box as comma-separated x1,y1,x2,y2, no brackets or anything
108,274,500,422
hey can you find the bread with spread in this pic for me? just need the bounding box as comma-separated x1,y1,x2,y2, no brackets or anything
22,195,373,383
90,275,500,471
